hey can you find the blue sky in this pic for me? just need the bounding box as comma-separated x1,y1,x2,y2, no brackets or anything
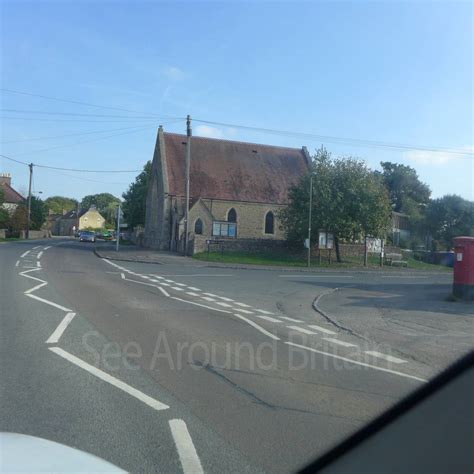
1,1,472,201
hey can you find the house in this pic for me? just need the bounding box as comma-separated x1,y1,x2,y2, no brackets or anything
144,127,310,253
391,211,410,246
55,206,106,236
0,173,25,213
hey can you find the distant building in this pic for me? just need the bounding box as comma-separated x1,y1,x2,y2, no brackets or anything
144,127,310,253
55,206,106,235
0,173,25,213
391,211,410,246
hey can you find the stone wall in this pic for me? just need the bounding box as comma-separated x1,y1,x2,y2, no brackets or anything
0,229,6,239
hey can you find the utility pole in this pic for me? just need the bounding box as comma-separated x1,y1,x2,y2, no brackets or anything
184,114,192,256
26,163,33,239
307,174,313,267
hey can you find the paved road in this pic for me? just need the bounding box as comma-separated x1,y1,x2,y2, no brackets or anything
1,239,472,472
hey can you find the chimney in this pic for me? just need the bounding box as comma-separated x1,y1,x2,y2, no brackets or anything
0,172,12,186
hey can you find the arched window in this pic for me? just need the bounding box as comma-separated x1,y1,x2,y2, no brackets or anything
227,208,237,223
194,218,203,235
264,211,274,234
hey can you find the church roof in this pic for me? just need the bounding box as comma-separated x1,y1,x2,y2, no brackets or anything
162,132,310,204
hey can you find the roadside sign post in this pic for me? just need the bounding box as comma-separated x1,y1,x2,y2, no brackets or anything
116,205,121,252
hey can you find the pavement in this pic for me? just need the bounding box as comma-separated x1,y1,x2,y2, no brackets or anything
1,238,472,473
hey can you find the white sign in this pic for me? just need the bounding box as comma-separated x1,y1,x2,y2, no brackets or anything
457,253,463,262
367,237,383,253
318,231,334,249
304,238,310,249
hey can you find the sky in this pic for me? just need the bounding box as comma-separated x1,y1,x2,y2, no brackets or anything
0,0,472,202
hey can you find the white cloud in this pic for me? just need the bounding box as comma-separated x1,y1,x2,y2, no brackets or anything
162,66,185,81
406,146,473,166
194,125,238,140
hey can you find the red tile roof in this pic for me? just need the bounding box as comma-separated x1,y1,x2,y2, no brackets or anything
163,133,309,204
0,182,25,204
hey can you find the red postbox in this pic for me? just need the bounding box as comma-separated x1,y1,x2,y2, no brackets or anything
453,236,474,300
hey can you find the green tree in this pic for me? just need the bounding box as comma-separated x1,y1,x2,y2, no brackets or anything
280,148,391,262
30,196,48,230
0,188,9,228
44,196,78,214
80,193,121,225
122,161,152,229
8,204,27,233
425,195,473,250
378,162,431,214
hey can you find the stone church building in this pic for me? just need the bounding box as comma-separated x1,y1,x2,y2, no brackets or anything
144,127,310,254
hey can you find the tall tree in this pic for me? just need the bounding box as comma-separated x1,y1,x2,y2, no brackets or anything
8,204,27,233
80,193,121,225
44,196,78,214
122,161,152,229
378,162,431,214
280,148,391,262
30,196,48,230
425,195,473,250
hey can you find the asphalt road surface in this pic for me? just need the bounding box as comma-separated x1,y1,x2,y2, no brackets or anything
1,238,472,473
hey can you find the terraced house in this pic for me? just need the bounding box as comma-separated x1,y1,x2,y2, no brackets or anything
144,127,310,254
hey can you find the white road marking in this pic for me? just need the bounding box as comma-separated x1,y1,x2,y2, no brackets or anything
279,274,354,278
169,419,204,474
46,312,76,344
323,337,357,348
141,275,151,279
43,246,51,250
286,342,426,382
121,273,126,279
171,287,184,291
32,246,41,250
20,250,31,258
149,275,164,279
365,351,407,364
201,296,216,302
37,251,43,259
203,292,218,297
233,308,254,314
49,347,169,410
171,296,231,314
286,325,317,335
160,283,170,286
187,287,201,291
215,302,232,307
233,314,280,341
26,294,72,312
158,287,170,297
37,261,41,267
216,296,234,302
308,324,337,335
255,309,275,315
280,316,303,323
165,279,175,283
234,302,252,308
174,283,187,287
24,281,48,294
256,315,282,323
186,292,200,297
15,260,20,267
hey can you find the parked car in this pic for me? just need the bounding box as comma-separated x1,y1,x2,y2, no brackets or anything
79,231,96,243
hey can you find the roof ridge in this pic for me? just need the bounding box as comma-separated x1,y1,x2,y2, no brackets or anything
163,131,305,153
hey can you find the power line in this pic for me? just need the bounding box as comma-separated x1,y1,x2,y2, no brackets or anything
193,118,474,157
0,87,164,117
0,116,162,123
0,108,179,120
39,167,130,185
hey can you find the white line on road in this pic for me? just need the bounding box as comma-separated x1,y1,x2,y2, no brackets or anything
15,260,20,267
233,302,252,308
37,261,41,268
187,287,201,291
256,315,282,323
280,316,303,323
233,313,280,340
171,287,184,291
279,274,354,278
286,326,317,335
20,250,31,258
286,342,426,382
201,296,216,302
170,296,232,314
364,351,407,364
308,324,337,335
26,293,72,312
158,287,170,297
215,302,233,308
24,281,48,294
216,296,234,302
32,246,41,250
255,309,275,315
169,419,204,474
49,347,170,410
323,337,357,348
203,292,218,297
174,283,187,287
186,292,200,297
165,279,175,283
46,313,76,344
43,246,51,250
37,251,43,259
233,308,254,314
